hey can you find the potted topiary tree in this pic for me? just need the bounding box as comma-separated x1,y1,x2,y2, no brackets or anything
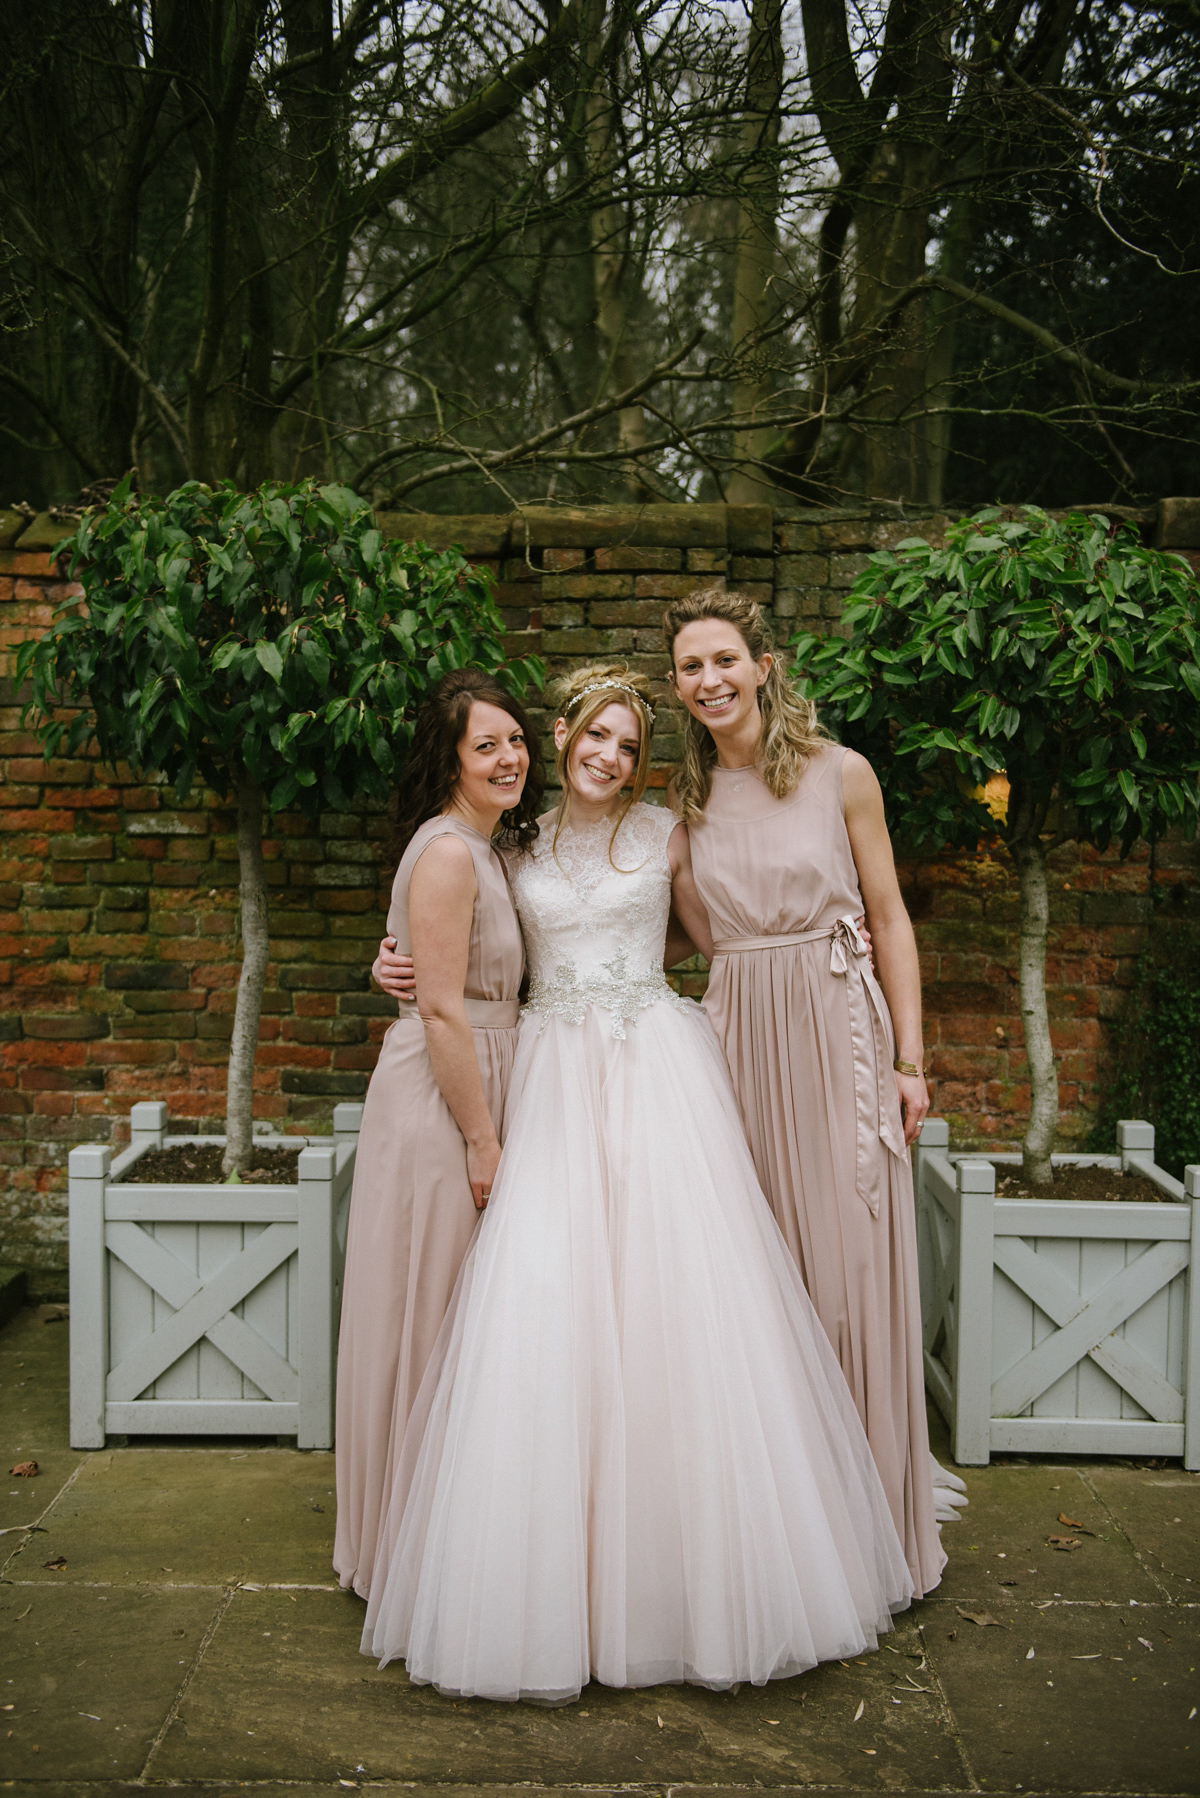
792,508,1200,1465
16,477,541,1446
18,475,540,1173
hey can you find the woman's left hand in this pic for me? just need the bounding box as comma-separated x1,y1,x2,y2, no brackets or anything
896,1071,929,1147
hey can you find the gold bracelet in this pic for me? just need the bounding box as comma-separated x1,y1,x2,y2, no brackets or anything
893,1057,922,1077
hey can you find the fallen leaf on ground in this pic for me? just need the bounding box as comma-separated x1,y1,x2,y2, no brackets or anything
42,1555,66,1570
1026,1648,1036,1660
15,1606,31,1620
1073,1654,1102,1660
765,1719,780,1725
656,1716,664,1729
854,1700,865,1721
1046,1536,1081,1551
1057,1512,1097,1536
861,1748,877,1756
1138,1637,1154,1652
957,1607,1006,1627
9,1462,38,1477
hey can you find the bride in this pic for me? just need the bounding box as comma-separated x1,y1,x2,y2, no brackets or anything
361,663,914,1705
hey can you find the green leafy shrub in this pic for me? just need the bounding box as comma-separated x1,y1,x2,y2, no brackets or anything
791,506,1200,1185
19,476,538,815
17,476,542,1170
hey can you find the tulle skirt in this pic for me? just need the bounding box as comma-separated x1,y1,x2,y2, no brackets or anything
361,997,914,1704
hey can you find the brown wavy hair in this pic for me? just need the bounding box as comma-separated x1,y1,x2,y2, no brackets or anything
662,587,827,821
390,668,543,864
551,662,655,864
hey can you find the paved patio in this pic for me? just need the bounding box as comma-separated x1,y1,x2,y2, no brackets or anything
1,1297,1197,1797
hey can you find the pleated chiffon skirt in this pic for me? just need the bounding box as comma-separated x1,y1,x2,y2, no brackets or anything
333,1015,518,1600
703,938,945,1598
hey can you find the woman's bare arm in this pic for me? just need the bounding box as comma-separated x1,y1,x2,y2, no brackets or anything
841,751,929,1146
408,837,501,1208
667,822,714,963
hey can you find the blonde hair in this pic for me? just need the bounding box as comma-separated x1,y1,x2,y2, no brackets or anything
662,587,826,822
552,662,655,863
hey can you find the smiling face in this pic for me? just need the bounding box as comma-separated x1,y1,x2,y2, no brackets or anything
452,699,530,822
554,700,642,817
669,618,772,741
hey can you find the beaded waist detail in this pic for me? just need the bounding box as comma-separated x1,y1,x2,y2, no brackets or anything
524,949,684,1040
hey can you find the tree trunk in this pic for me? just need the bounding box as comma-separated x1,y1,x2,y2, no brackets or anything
223,772,270,1176
1010,834,1057,1187
584,0,649,498
727,0,784,506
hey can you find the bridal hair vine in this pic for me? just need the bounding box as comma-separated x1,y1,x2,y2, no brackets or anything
564,678,655,720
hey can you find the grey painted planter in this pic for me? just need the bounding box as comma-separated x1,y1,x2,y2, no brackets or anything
68,1101,361,1449
914,1118,1200,1467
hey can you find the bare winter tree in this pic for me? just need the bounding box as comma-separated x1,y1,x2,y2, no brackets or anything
2,2,1197,511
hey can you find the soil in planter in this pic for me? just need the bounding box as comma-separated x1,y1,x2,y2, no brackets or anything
121,1143,304,1184
994,1166,1169,1203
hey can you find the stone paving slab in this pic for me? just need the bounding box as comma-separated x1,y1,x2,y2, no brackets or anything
1086,1466,1200,1599
2,1304,71,1452
929,1463,1161,1608
16,1447,338,1589
0,1581,219,1781
3,1301,1200,1794
928,1598,1199,1793
154,1590,958,1789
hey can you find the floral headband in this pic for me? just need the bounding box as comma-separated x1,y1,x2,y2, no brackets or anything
563,678,655,721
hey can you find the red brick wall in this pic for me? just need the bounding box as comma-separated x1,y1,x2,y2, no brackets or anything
3,499,1197,1274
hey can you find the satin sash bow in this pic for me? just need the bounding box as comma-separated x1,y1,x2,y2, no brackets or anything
711,914,906,1215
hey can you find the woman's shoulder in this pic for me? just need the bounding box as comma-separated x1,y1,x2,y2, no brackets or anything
626,800,681,847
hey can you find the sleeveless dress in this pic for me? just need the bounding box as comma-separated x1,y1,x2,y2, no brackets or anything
333,815,525,1601
361,802,913,1704
686,745,945,1597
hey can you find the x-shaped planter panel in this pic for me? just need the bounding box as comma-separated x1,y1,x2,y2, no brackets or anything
104,1220,301,1404
991,1234,1187,1423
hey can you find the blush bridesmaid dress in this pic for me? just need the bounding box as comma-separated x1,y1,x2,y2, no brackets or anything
333,814,524,1600
686,744,945,1598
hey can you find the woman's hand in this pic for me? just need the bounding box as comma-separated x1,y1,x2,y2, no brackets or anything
467,1136,502,1210
896,1070,930,1147
373,936,417,1001
855,914,875,973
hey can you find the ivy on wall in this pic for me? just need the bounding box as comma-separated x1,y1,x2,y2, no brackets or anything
1090,919,1200,1177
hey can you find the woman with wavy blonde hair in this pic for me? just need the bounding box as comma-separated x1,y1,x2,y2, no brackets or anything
663,586,957,1600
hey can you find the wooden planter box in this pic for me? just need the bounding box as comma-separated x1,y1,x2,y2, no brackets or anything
68,1101,361,1449
914,1118,1200,1467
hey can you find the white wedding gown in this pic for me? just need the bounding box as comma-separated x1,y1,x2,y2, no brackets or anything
361,803,914,1703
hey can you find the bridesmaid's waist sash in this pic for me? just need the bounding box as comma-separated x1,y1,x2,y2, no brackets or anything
711,915,906,1213
712,927,834,954
394,997,520,1028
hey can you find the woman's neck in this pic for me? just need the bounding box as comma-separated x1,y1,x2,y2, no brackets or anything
711,711,765,771
443,796,504,838
560,788,626,830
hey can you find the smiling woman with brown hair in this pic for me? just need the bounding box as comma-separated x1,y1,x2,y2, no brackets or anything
333,668,541,1603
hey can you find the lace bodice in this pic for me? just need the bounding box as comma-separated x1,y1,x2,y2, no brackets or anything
507,803,685,1037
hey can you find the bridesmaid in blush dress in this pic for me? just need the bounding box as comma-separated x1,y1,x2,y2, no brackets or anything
332,669,540,1601
663,587,951,1599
